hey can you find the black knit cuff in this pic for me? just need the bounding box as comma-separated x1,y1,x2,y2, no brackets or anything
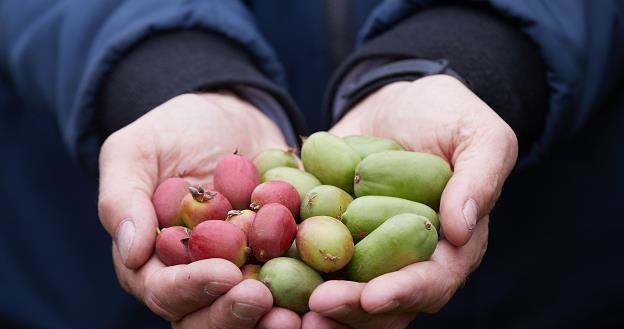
326,4,549,156
95,30,305,144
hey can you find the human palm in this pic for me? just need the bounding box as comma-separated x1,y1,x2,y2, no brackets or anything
98,92,301,329
303,75,517,328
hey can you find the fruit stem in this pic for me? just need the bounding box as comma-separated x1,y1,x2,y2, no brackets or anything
227,210,242,219
189,186,216,202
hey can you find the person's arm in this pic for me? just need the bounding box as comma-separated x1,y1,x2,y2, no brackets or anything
310,2,624,328
309,3,539,329
1,2,304,328
326,3,548,159
338,0,624,166
0,0,303,171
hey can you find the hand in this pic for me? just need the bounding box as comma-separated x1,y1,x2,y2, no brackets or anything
98,92,301,328
305,75,518,328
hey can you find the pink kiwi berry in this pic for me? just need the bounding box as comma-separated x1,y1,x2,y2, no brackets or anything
188,220,248,267
179,186,232,228
249,203,297,262
152,177,190,228
226,209,256,237
250,181,301,217
155,226,191,266
214,154,261,209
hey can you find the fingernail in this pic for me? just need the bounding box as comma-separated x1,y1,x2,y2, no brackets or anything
116,219,135,264
370,300,399,314
231,302,265,320
204,282,234,297
463,199,479,233
320,304,349,317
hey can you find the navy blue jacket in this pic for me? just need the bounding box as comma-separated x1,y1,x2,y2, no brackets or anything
1,1,623,328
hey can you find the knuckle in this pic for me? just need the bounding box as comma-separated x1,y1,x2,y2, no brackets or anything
97,192,116,230
145,291,179,322
113,263,133,295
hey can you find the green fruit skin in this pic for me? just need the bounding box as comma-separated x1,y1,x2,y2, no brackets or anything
354,151,452,210
262,167,322,202
301,132,361,194
284,240,301,260
346,213,438,282
300,185,353,221
342,196,439,242
259,257,323,313
342,135,405,158
296,216,354,273
253,148,299,176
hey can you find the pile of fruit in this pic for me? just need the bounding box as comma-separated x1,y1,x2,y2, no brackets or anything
153,132,452,312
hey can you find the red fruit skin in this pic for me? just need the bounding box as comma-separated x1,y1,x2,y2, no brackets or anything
214,155,261,210
250,181,301,217
249,203,297,262
155,226,191,266
203,182,214,191
226,210,256,237
188,220,248,267
180,190,232,228
152,177,190,228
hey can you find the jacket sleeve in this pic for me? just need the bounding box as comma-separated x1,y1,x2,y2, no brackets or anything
357,0,624,166
0,0,289,171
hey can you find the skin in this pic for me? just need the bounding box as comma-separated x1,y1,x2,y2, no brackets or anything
100,75,517,328
98,92,301,329
305,75,517,328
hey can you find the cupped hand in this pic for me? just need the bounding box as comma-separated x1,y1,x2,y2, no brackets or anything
98,92,300,328
306,216,488,329
306,75,518,328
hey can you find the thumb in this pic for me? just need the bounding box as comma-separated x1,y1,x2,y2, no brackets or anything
98,132,159,269
439,125,517,246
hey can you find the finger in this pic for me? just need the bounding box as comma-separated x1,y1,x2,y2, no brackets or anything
310,281,414,329
361,217,489,314
112,242,164,300
175,279,272,329
301,312,352,329
113,246,243,322
309,281,370,325
99,131,159,269
440,119,517,246
257,307,301,329
145,259,243,322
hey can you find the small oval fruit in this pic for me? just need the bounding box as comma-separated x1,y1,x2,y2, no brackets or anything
258,257,323,313
301,132,361,194
296,216,354,273
342,135,405,158
341,195,439,242
249,203,297,262
253,148,299,175
226,209,256,236
155,226,191,266
262,166,321,202
180,186,232,228
152,177,190,228
250,181,301,217
300,185,353,221
346,213,438,282
354,150,452,210
188,220,248,267
214,154,261,209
